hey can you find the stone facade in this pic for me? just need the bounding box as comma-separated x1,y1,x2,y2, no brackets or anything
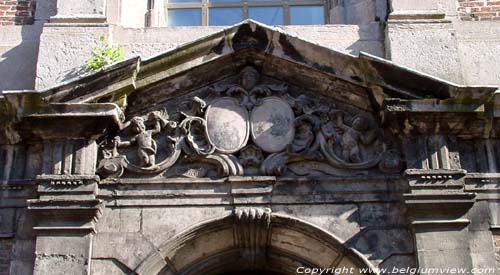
1,1,500,275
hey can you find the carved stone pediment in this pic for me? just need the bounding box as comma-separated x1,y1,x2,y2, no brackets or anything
97,65,402,179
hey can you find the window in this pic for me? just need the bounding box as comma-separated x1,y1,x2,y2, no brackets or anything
166,0,327,26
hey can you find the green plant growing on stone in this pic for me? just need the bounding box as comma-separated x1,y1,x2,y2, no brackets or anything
85,36,123,71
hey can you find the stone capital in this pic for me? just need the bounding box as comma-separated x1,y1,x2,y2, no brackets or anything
404,169,476,228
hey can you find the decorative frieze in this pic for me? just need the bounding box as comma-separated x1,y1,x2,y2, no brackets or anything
98,66,402,179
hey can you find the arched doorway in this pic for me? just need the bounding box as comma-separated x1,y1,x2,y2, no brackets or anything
136,209,378,275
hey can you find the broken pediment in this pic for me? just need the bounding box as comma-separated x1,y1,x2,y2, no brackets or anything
97,65,402,179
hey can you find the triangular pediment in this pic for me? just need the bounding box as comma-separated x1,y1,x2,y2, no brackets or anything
96,63,405,179
36,20,496,110
2,20,499,180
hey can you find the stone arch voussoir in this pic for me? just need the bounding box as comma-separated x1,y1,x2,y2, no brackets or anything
135,209,379,275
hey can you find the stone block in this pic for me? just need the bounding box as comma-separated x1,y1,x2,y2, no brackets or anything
0,25,40,91
167,227,234,271
455,21,500,86
36,235,92,258
358,202,407,228
14,209,35,240
53,0,106,19
35,26,109,90
391,0,438,11
488,201,500,226
379,255,416,274
345,0,376,25
34,254,88,275
417,249,473,272
334,256,365,275
415,229,470,251
141,206,231,248
270,226,340,268
387,23,464,84
11,239,35,260
92,232,156,272
0,208,15,235
468,230,497,270
467,201,491,231
9,259,34,275
349,229,413,264
272,204,361,241
96,207,142,233
90,259,132,275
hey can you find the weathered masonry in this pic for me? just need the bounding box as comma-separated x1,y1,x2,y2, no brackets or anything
1,21,500,275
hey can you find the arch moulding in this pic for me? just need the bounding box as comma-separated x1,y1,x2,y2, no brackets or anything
135,209,379,275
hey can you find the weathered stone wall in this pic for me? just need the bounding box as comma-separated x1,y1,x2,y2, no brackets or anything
0,0,36,25
0,0,54,91
0,238,13,275
1,0,499,91
0,207,35,275
387,0,500,85
458,0,500,21
89,178,414,274
34,23,385,90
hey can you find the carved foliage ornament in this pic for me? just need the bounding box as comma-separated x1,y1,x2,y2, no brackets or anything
97,66,402,179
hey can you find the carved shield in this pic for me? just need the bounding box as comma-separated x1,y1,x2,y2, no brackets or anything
205,97,250,153
251,97,295,153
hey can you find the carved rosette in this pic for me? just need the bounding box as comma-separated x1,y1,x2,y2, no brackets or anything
97,66,402,179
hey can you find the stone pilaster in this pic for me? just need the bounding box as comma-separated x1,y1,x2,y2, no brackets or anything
0,93,122,274
28,175,102,275
404,169,476,273
146,0,165,27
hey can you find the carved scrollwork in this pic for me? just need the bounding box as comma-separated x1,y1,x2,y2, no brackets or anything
180,115,214,155
98,110,183,178
207,66,288,109
97,65,402,179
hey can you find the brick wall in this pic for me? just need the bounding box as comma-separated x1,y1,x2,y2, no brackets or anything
0,238,13,275
0,1,36,25
458,0,500,20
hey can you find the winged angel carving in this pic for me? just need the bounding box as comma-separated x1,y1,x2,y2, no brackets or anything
97,66,402,179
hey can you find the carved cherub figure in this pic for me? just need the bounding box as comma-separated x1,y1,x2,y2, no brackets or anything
115,111,167,167
335,114,378,163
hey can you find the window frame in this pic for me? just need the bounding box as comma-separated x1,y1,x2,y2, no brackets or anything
165,0,329,26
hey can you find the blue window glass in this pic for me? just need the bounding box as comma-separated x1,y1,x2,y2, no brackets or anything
167,9,202,26
209,8,243,26
248,7,283,25
290,6,324,25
